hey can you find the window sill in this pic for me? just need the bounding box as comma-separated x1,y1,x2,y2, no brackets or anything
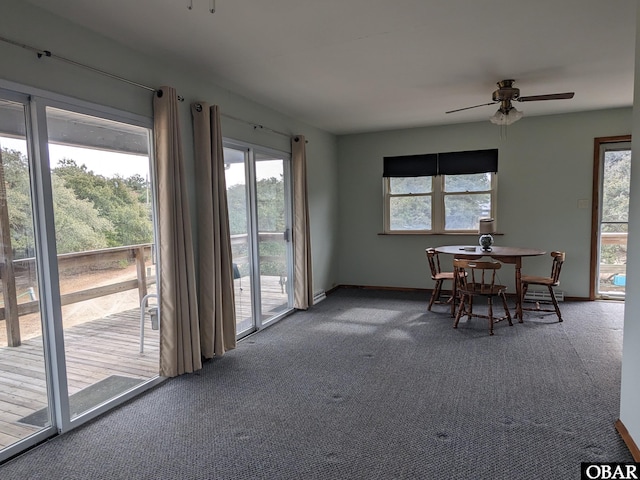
378,232,504,236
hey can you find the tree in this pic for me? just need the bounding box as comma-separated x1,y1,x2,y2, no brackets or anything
226,174,287,276
602,150,630,225
600,150,631,266
1,148,114,257
53,159,153,247
51,175,113,253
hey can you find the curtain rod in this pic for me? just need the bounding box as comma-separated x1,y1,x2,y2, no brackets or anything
0,35,186,100
221,113,291,139
2,35,299,141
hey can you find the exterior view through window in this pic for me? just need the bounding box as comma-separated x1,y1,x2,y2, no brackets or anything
597,142,630,298
385,172,495,233
0,92,158,461
224,142,294,338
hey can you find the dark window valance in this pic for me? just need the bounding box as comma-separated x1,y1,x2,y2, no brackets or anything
383,154,438,177
383,148,498,177
438,149,498,175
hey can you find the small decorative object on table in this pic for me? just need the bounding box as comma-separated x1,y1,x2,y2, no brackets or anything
478,218,495,252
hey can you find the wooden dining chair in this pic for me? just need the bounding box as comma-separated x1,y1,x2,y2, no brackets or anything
453,258,512,335
521,251,565,322
425,248,458,311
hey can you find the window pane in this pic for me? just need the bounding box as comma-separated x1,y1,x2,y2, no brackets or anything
444,173,490,193
390,196,431,230
46,106,158,422
444,194,490,230
390,177,431,194
602,150,630,223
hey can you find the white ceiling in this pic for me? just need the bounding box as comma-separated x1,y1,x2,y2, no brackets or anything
23,0,637,134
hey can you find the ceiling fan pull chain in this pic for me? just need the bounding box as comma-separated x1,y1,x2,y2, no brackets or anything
187,0,215,13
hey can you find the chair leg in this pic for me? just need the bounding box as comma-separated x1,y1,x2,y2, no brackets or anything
501,292,513,326
487,297,494,335
520,282,529,323
428,279,442,311
453,294,466,329
548,285,563,322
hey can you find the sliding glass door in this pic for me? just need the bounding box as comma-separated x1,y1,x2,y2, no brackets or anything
44,107,159,423
224,142,293,337
0,89,159,461
595,140,631,298
0,95,51,453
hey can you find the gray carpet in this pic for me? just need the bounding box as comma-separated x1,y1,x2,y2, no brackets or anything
0,288,633,479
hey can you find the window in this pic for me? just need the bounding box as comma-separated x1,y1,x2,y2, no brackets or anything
383,149,497,233
0,86,159,461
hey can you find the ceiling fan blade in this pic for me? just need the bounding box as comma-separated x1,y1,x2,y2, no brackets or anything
445,102,497,114
517,92,575,102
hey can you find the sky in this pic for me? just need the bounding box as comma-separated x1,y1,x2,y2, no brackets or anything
1,136,150,179
1,137,283,184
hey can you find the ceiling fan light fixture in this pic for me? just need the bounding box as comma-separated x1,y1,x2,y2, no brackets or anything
489,107,523,126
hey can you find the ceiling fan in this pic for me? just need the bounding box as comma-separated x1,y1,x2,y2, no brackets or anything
446,79,575,125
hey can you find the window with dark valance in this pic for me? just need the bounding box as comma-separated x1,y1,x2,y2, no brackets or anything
382,148,498,234
383,148,498,177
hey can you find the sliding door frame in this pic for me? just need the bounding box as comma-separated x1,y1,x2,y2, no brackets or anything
0,81,163,462
224,138,295,337
590,135,632,300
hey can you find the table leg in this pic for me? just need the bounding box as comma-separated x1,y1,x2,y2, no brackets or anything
515,260,523,322
450,273,457,317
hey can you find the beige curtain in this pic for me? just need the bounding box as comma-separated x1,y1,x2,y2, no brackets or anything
191,102,237,357
292,135,313,309
153,86,202,377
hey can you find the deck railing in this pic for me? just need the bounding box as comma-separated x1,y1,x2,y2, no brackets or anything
230,232,287,273
599,232,627,290
1,244,154,347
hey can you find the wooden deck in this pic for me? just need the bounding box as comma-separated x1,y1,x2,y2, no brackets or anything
0,308,159,450
234,275,290,334
0,275,291,451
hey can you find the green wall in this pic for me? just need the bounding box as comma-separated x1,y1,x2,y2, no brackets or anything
0,0,340,296
337,109,632,297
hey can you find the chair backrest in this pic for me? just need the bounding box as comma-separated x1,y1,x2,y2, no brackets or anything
425,248,441,279
549,251,565,286
454,258,502,293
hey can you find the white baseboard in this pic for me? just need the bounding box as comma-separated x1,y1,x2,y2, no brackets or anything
523,288,564,303
313,290,327,305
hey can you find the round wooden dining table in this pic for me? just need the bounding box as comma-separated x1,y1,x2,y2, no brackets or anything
434,245,546,320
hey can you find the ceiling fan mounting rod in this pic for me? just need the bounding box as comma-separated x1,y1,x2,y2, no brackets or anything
493,79,520,103
498,100,513,114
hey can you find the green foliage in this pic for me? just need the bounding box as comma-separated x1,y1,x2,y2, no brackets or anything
1,147,153,258
227,174,287,276
51,175,113,253
600,150,630,266
390,196,431,230
227,183,247,236
53,158,153,247
444,193,490,230
389,177,431,194
602,151,630,224
388,173,491,231
257,176,285,232
3,148,37,257
444,173,491,193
